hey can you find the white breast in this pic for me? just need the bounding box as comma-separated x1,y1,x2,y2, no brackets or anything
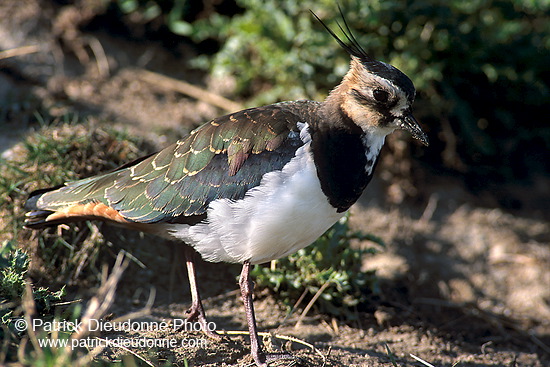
166,124,344,264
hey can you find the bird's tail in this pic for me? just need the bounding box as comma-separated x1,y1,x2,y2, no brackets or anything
23,173,131,229
24,186,65,228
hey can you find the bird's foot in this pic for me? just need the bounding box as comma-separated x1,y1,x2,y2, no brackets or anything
252,351,295,367
183,302,222,340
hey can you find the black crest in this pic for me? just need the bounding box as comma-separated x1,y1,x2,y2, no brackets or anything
310,6,373,63
312,7,416,100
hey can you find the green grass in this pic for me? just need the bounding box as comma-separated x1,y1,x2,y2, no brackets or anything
0,241,66,365
0,241,65,330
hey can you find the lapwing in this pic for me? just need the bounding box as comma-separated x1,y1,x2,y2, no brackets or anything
24,11,428,367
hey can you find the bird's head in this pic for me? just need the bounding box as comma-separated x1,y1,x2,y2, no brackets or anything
313,11,429,146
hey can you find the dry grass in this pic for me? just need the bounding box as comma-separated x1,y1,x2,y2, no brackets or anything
1,115,148,283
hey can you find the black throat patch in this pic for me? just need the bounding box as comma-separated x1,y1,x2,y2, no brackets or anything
310,108,378,212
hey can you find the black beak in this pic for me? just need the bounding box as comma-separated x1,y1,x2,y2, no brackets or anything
401,113,429,146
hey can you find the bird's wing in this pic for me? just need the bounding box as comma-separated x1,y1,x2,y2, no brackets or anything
26,104,307,227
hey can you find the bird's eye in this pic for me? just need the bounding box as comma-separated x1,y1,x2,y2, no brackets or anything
373,89,389,103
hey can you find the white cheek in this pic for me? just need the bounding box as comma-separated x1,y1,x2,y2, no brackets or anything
391,97,409,117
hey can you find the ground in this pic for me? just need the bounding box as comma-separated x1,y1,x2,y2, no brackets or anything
1,1,549,366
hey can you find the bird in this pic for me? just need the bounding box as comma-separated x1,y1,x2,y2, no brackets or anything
24,10,428,367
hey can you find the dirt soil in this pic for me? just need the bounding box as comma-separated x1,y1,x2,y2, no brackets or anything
1,1,549,366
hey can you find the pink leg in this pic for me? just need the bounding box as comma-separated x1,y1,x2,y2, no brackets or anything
183,247,221,340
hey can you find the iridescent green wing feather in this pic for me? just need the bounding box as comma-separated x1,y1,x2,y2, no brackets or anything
35,103,309,224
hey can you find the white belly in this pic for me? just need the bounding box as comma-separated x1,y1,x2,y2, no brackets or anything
166,141,344,264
